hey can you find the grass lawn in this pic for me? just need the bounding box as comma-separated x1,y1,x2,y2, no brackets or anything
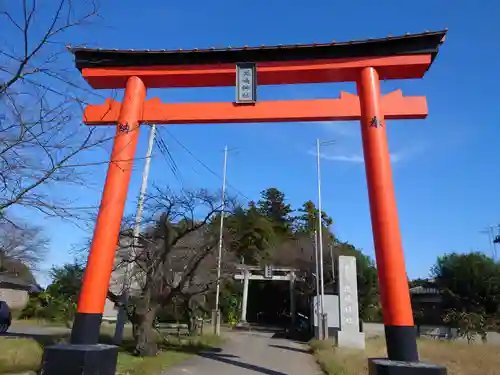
0,324,223,375
116,351,191,375
310,337,500,375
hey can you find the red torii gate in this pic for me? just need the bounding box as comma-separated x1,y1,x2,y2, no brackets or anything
42,31,447,375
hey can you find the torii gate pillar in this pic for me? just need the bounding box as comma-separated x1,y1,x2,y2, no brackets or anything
357,67,417,361
71,76,146,345
240,269,250,324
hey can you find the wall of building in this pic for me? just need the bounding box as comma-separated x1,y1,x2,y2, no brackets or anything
103,298,118,321
103,235,143,322
0,287,29,310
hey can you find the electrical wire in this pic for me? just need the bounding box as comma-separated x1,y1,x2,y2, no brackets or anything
153,128,184,186
161,127,250,201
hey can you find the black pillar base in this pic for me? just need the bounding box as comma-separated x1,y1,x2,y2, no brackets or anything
71,312,102,344
385,325,419,361
41,344,118,375
368,358,447,375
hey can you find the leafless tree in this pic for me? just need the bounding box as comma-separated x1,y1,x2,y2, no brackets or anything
0,219,48,273
0,0,114,226
107,187,237,356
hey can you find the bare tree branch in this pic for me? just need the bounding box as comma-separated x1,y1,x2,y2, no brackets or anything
0,219,48,271
106,187,238,356
0,0,116,225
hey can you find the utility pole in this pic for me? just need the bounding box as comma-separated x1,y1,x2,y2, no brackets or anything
313,230,322,340
329,242,335,292
214,145,228,335
489,225,499,260
114,124,157,344
316,138,327,339
480,226,497,260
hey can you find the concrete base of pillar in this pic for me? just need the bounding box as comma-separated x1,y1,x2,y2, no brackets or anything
315,326,339,341
211,309,218,335
234,321,250,330
41,344,118,375
215,310,221,336
368,358,447,375
336,330,366,349
321,314,329,340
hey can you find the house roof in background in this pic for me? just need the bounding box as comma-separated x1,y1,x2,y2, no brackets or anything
0,272,40,292
409,285,440,295
0,272,31,287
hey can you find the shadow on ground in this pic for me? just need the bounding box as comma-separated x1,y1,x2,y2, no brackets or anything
270,331,310,343
233,325,284,333
198,352,289,375
231,324,311,343
267,344,310,354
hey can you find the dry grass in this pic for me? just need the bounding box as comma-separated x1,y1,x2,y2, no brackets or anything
0,337,43,374
311,337,500,375
0,324,223,375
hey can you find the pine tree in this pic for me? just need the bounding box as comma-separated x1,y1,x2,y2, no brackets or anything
257,188,294,236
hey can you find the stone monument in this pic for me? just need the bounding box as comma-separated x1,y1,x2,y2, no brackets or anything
336,255,365,349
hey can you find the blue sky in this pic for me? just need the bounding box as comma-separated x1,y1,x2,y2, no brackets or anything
12,0,500,284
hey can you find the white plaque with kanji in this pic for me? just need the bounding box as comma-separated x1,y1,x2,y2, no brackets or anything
236,63,257,103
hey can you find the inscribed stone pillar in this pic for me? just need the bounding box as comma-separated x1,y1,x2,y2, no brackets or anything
337,255,365,348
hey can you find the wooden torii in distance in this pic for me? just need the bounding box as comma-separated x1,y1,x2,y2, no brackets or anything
41,30,448,375
233,265,299,328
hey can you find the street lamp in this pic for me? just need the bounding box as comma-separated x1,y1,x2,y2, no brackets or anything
214,146,228,336
480,225,499,260
315,138,335,340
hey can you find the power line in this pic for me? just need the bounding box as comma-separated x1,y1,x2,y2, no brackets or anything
161,127,250,201
154,128,184,186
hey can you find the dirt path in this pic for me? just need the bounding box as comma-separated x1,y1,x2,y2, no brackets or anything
163,330,321,375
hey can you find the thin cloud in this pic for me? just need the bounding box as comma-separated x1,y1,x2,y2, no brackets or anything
310,123,427,165
320,153,365,163
307,149,409,164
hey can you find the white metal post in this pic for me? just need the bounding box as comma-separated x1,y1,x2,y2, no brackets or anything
316,139,327,339
214,145,228,335
330,243,335,290
114,124,156,344
313,230,321,339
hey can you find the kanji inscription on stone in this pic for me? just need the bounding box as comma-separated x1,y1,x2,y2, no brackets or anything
338,256,360,332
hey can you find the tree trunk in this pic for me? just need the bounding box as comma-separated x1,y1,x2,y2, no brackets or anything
131,300,159,357
183,299,198,336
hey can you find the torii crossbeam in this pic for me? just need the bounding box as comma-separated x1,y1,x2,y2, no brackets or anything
83,90,427,125
43,30,447,375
